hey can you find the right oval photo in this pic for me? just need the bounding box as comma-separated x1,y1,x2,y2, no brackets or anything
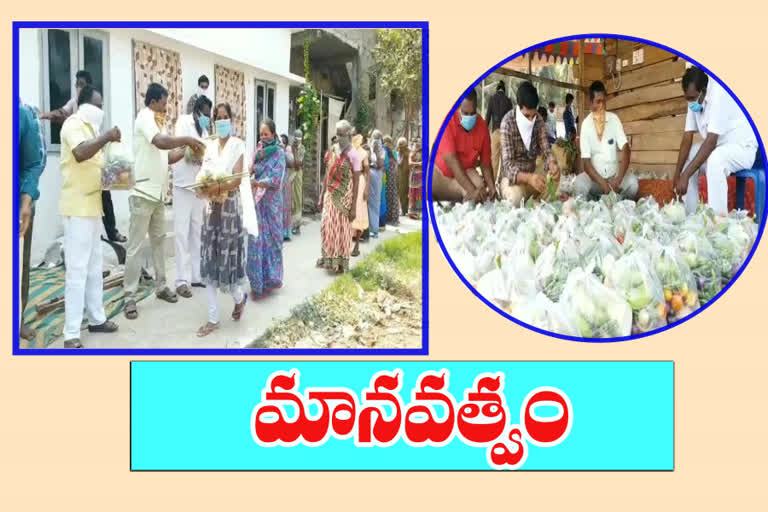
428,35,766,341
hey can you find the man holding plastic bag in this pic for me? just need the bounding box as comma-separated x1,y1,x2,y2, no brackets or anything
498,81,560,205
58,85,121,348
573,80,637,200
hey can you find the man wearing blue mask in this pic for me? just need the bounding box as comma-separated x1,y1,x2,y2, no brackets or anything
674,66,758,215
432,89,495,202
172,95,213,299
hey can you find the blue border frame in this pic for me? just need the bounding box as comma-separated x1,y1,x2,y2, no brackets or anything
12,21,429,356
426,33,767,343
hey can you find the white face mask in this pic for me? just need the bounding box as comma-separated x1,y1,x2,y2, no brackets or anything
198,87,208,97
516,106,536,151
79,103,105,131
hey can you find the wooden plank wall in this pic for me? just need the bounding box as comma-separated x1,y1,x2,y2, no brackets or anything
601,39,691,178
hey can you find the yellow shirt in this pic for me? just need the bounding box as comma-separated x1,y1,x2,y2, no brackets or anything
59,114,104,217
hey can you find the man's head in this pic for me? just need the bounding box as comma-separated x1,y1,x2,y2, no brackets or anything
77,84,102,109
198,75,210,96
682,66,708,106
565,93,574,106
458,89,479,132
516,81,540,121
548,101,555,113
496,80,506,94
293,129,303,143
589,80,607,113
75,70,93,91
145,83,169,113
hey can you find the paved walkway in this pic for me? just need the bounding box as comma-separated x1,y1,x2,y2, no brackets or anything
47,216,421,349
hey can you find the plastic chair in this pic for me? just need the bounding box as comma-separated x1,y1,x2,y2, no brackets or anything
734,148,765,223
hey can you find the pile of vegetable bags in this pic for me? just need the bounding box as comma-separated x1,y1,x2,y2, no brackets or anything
434,193,758,338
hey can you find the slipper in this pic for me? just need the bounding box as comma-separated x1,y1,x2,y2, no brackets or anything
351,248,360,257
124,300,138,320
191,282,206,288
64,338,84,349
156,287,179,303
232,295,247,321
196,322,220,338
88,320,119,333
176,284,193,298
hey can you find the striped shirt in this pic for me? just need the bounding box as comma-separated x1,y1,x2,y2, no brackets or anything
499,108,556,184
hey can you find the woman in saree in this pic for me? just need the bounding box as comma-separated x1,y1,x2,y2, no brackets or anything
247,118,286,299
280,133,293,241
317,120,361,273
408,138,423,219
196,103,258,337
397,137,410,216
350,134,370,257
383,135,401,226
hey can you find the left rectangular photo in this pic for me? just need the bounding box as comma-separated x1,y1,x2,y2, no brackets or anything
13,22,428,354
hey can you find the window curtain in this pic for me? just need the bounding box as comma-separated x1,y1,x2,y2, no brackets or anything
214,64,246,139
133,40,183,204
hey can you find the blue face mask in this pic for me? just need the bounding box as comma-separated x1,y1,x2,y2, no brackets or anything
197,115,210,133
215,119,231,138
688,89,705,113
460,113,477,131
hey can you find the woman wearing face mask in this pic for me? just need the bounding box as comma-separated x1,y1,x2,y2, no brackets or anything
397,137,410,216
317,120,362,273
172,95,213,299
367,130,385,238
196,103,257,337
383,135,401,226
408,139,423,219
280,133,294,241
350,134,370,257
246,119,286,299
58,85,122,348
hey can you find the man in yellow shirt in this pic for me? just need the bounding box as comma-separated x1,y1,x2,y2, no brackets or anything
123,83,205,320
59,85,121,348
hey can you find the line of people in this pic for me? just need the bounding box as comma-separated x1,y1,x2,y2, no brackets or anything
19,78,423,348
433,66,757,215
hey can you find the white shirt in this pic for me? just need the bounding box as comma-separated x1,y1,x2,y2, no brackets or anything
579,111,628,179
546,109,557,139
172,114,208,188
685,79,757,148
62,96,78,116
133,107,169,202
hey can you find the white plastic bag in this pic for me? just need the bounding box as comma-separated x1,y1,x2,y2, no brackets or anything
102,142,135,190
560,268,632,338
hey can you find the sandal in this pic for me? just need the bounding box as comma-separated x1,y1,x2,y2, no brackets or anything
156,287,179,303
351,248,360,257
124,300,138,320
176,284,193,298
232,295,247,321
64,338,84,349
316,258,325,268
196,322,220,338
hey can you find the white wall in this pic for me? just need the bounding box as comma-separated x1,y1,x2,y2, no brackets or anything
19,27,297,265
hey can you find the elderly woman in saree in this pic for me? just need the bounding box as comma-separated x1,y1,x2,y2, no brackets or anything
408,138,423,219
383,135,401,226
397,137,410,216
280,133,294,241
368,130,386,236
247,118,286,299
291,129,305,235
196,103,258,337
317,120,362,273
350,134,370,257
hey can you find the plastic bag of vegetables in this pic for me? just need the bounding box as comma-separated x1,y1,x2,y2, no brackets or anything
535,239,582,302
514,292,580,337
475,259,538,314
676,231,722,303
650,243,700,324
560,267,633,338
606,251,667,334
709,221,752,280
101,142,135,190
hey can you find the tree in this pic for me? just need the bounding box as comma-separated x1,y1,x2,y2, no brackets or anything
371,29,422,140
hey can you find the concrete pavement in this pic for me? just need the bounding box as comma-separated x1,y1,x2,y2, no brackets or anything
48,215,422,349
